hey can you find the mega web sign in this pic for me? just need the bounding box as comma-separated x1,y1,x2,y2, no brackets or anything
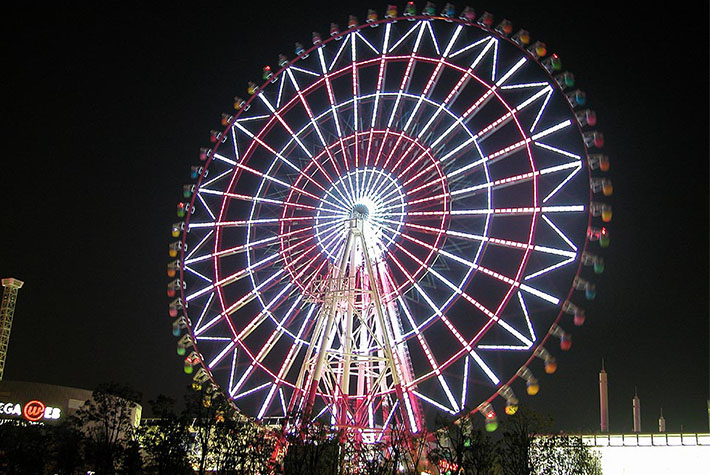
0,400,62,422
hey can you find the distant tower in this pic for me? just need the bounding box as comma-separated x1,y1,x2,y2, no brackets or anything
632,388,641,433
0,278,24,381
658,408,666,433
600,359,609,432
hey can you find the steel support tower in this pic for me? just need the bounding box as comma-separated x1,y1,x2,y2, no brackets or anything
0,278,24,381
288,213,422,442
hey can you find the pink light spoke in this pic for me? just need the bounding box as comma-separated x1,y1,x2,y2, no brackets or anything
390,240,523,363
230,159,326,204
285,70,345,175
317,48,354,192
378,220,534,349
388,249,494,395
190,214,334,230
187,221,336,265
190,220,337,304
231,246,324,348
389,205,583,219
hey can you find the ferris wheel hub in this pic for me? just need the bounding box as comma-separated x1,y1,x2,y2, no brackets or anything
351,202,371,220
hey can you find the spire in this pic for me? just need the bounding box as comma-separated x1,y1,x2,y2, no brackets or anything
658,407,666,433
599,359,609,432
632,388,641,433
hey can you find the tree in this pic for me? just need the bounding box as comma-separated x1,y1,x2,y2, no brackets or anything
213,415,276,474
138,395,192,474
49,421,84,475
497,406,551,475
531,434,602,475
0,420,50,474
73,382,142,474
499,405,602,475
282,420,342,475
427,414,498,475
183,384,235,474
384,420,430,475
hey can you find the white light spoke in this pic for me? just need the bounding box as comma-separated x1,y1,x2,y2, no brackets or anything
208,341,236,369
496,57,527,86
534,141,582,160
184,265,212,283
461,356,470,407
196,192,216,220
470,37,496,70
212,152,237,166
233,382,271,400
388,21,422,53
193,293,215,333
443,24,463,57
424,21,440,55
501,81,550,90
355,31,379,54
542,215,578,252
234,114,271,123
184,230,214,262
524,256,576,280
329,35,350,71
449,35,492,59
258,384,278,419
518,284,560,305
413,390,456,415
470,351,501,384
543,164,583,203
202,168,232,188
289,65,320,76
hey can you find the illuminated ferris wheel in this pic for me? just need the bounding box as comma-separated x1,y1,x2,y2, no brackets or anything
168,2,612,440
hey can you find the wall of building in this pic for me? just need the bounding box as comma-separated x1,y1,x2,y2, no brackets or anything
0,380,93,424
583,433,710,475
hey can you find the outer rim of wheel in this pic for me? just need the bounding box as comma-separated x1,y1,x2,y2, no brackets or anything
177,13,604,422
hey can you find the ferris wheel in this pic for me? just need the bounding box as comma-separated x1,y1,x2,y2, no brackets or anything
168,2,611,440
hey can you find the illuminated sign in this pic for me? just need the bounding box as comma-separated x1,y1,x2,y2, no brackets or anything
0,400,61,421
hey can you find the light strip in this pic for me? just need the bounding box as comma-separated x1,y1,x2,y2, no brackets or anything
412,390,456,415
388,20,421,53
542,214,578,252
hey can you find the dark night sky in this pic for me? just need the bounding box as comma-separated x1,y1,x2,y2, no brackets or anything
2,1,707,433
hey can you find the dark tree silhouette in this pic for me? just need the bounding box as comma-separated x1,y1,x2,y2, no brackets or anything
183,384,230,475
139,394,192,474
73,382,142,474
427,414,498,474
0,421,49,474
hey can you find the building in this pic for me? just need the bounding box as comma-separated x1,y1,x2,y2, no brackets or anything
0,380,142,427
0,380,93,424
583,432,710,474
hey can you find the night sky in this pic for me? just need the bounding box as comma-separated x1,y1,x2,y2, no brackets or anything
2,1,707,433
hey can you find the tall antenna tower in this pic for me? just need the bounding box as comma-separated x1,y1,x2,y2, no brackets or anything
0,278,24,381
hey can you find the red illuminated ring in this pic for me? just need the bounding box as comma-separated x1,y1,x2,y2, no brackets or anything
278,130,449,302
